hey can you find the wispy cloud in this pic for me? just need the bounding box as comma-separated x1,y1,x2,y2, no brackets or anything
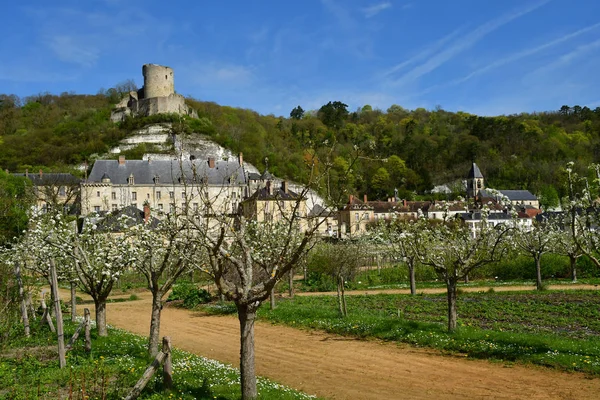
363,2,392,18
47,35,100,67
183,61,255,88
387,0,551,87
420,21,600,94
528,38,600,77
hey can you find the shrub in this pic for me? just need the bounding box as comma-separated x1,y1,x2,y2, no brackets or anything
167,283,212,308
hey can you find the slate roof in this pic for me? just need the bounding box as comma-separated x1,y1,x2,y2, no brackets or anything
480,189,538,202
93,205,160,232
468,163,483,179
86,159,246,186
308,204,338,218
13,172,81,186
247,172,262,181
459,212,512,221
246,185,302,201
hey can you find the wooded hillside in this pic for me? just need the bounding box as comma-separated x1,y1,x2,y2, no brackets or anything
1,91,598,204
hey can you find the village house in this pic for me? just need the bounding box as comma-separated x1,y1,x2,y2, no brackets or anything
241,180,307,228
12,170,81,214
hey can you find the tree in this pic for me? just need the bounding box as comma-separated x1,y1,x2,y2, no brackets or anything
374,219,422,295
553,217,584,282
307,241,363,316
129,209,193,356
290,105,304,120
538,184,559,211
0,170,32,245
514,221,558,290
417,216,511,331
318,101,349,129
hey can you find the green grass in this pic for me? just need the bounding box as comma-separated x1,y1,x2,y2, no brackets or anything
0,320,318,399
257,290,600,375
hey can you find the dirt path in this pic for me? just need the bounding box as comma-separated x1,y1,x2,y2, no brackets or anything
100,291,600,400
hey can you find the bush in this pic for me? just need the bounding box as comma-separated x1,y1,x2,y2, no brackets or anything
167,283,212,308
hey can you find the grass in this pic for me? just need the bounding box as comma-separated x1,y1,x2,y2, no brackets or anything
0,320,318,400
256,290,600,375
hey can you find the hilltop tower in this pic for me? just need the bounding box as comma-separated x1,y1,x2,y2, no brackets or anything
110,63,197,122
142,64,174,98
467,162,484,198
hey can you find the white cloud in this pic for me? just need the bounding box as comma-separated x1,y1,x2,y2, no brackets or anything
387,0,551,87
363,2,392,18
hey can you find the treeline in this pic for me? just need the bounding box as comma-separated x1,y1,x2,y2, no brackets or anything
1,89,599,202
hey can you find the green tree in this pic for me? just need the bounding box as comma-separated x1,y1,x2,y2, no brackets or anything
371,167,391,197
318,101,349,129
290,105,304,120
0,170,31,245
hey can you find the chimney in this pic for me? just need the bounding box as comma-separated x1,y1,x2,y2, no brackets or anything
364,194,368,203
144,203,150,223
388,197,391,203
282,181,288,194
403,199,407,207
119,156,126,165
238,152,243,166
25,168,28,178
208,157,215,168
39,169,43,178
349,194,354,204
266,180,272,195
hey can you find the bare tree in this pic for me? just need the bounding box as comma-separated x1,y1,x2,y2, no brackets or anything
307,240,363,316
129,209,193,356
416,217,511,332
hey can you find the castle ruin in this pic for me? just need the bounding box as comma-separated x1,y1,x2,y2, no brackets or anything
110,64,198,122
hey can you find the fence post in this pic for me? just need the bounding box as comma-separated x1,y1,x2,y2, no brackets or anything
40,295,56,333
163,336,172,389
14,261,30,337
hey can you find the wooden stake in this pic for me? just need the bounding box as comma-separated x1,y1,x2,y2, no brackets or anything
163,337,172,389
84,308,91,353
50,260,66,368
40,296,56,333
14,261,30,337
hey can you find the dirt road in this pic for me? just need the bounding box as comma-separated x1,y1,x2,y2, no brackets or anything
101,291,600,400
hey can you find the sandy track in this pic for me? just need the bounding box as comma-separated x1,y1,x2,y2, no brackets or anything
101,292,600,400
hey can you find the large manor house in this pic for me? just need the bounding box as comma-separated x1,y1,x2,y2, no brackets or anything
11,64,541,237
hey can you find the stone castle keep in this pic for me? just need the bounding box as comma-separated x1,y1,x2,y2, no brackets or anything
110,64,198,122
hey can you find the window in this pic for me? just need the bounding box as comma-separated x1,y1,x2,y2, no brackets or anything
96,191,100,197
147,193,150,199
132,192,137,201
158,204,163,210
59,186,66,196
181,192,186,199
355,213,359,221
169,191,174,199
170,203,175,213
232,192,237,199
156,191,161,199
279,200,285,210
111,192,116,200
112,204,117,211
128,174,134,185
94,206,100,212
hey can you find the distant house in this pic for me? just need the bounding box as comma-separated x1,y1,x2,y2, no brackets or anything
459,211,532,238
241,181,307,228
479,189,540,209
13,170,81,214
338,195,374,236
307,204,338,237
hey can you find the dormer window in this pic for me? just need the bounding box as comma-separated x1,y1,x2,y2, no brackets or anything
128,174,134,185
154,175,160,184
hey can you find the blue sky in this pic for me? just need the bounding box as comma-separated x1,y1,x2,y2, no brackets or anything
2,0,600,116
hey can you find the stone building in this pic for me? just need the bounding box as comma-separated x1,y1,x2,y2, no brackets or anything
110,64,198,122
80,155,245,216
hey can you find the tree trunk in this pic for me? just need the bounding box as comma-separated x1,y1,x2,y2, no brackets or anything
288,268,294,298
408,262,416,296
377,254,381,275
148,290,163,357
464,274,469,284
535,255,543,291
446,277,458,332
336,278,343,316
94,298,108,337
70,282,77,323
570,255,577,283
237,303,258,400
50,260,66,368
269,288,276,310
14,262,30,337
84,308,91,352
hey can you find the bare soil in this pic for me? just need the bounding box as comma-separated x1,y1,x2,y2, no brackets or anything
98,289,600,400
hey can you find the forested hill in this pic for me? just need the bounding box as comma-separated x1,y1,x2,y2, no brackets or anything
1,91,599,204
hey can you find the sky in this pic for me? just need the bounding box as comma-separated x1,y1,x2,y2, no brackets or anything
2,0,600,117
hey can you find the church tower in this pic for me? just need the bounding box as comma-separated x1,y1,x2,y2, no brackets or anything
467,163,484,198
